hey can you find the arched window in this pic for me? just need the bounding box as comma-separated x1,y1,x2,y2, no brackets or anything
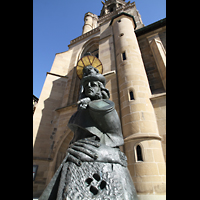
129,90,134,100
80,37,99,59
136,145,143,161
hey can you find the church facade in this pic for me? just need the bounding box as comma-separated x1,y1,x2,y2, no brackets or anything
33,1,166,199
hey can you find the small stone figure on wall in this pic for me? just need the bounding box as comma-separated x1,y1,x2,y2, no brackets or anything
39,55,138,200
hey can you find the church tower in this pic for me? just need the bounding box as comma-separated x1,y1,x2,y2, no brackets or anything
100,0,144,29
33,1,166,199
100,0,127,16
82,12,98,34
111,12,166,199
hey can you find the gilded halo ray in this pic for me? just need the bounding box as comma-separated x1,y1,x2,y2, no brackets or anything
76,55,103,79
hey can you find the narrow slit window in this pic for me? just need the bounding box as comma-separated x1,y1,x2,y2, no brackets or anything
122,52,126,61
129,90,134,100
136,145,143,161
33,165,38,181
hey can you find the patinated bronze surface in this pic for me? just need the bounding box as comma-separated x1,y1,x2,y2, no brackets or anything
39,59,138,200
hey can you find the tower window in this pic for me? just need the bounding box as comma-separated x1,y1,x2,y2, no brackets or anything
118,19,121,23
119,33,124,37
136,145,143,161
129,90,134,100
122,52,126,61
33,165,38,181
108,4,115,13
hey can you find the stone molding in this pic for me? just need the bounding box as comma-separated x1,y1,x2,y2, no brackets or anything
68,27,100,47
46,72,68,79
150,92,166,100
124,133,162,142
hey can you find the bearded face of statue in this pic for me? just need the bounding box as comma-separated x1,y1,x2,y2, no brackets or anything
84,81,102,100
80,65,109,101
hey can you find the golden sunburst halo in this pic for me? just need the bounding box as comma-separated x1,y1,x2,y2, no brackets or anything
76,55,103,79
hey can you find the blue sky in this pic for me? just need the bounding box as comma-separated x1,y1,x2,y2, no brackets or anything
33,0,166,98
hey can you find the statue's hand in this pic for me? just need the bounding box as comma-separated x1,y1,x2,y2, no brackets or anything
67,138,100,166
67,138,127,167
77,97,91,109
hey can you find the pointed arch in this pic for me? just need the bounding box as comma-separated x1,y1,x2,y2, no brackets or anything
77,37,100,61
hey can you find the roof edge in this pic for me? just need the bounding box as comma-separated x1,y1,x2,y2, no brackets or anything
109,12,137,29
135,18,166,37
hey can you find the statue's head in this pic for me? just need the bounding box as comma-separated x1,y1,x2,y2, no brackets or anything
83,65,99,77
80,65,110,100
83,80,109,100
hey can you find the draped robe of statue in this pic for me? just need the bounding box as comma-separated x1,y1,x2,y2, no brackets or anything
39,64,138,200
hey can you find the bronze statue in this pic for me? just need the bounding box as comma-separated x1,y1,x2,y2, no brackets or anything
39,55,138,200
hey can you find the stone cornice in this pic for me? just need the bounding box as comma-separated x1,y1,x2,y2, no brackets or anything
150,92,166,100
124,133,162,142
46,72,68,79
68,26,100,48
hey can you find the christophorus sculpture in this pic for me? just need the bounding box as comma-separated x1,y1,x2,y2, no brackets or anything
39,55,138,200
